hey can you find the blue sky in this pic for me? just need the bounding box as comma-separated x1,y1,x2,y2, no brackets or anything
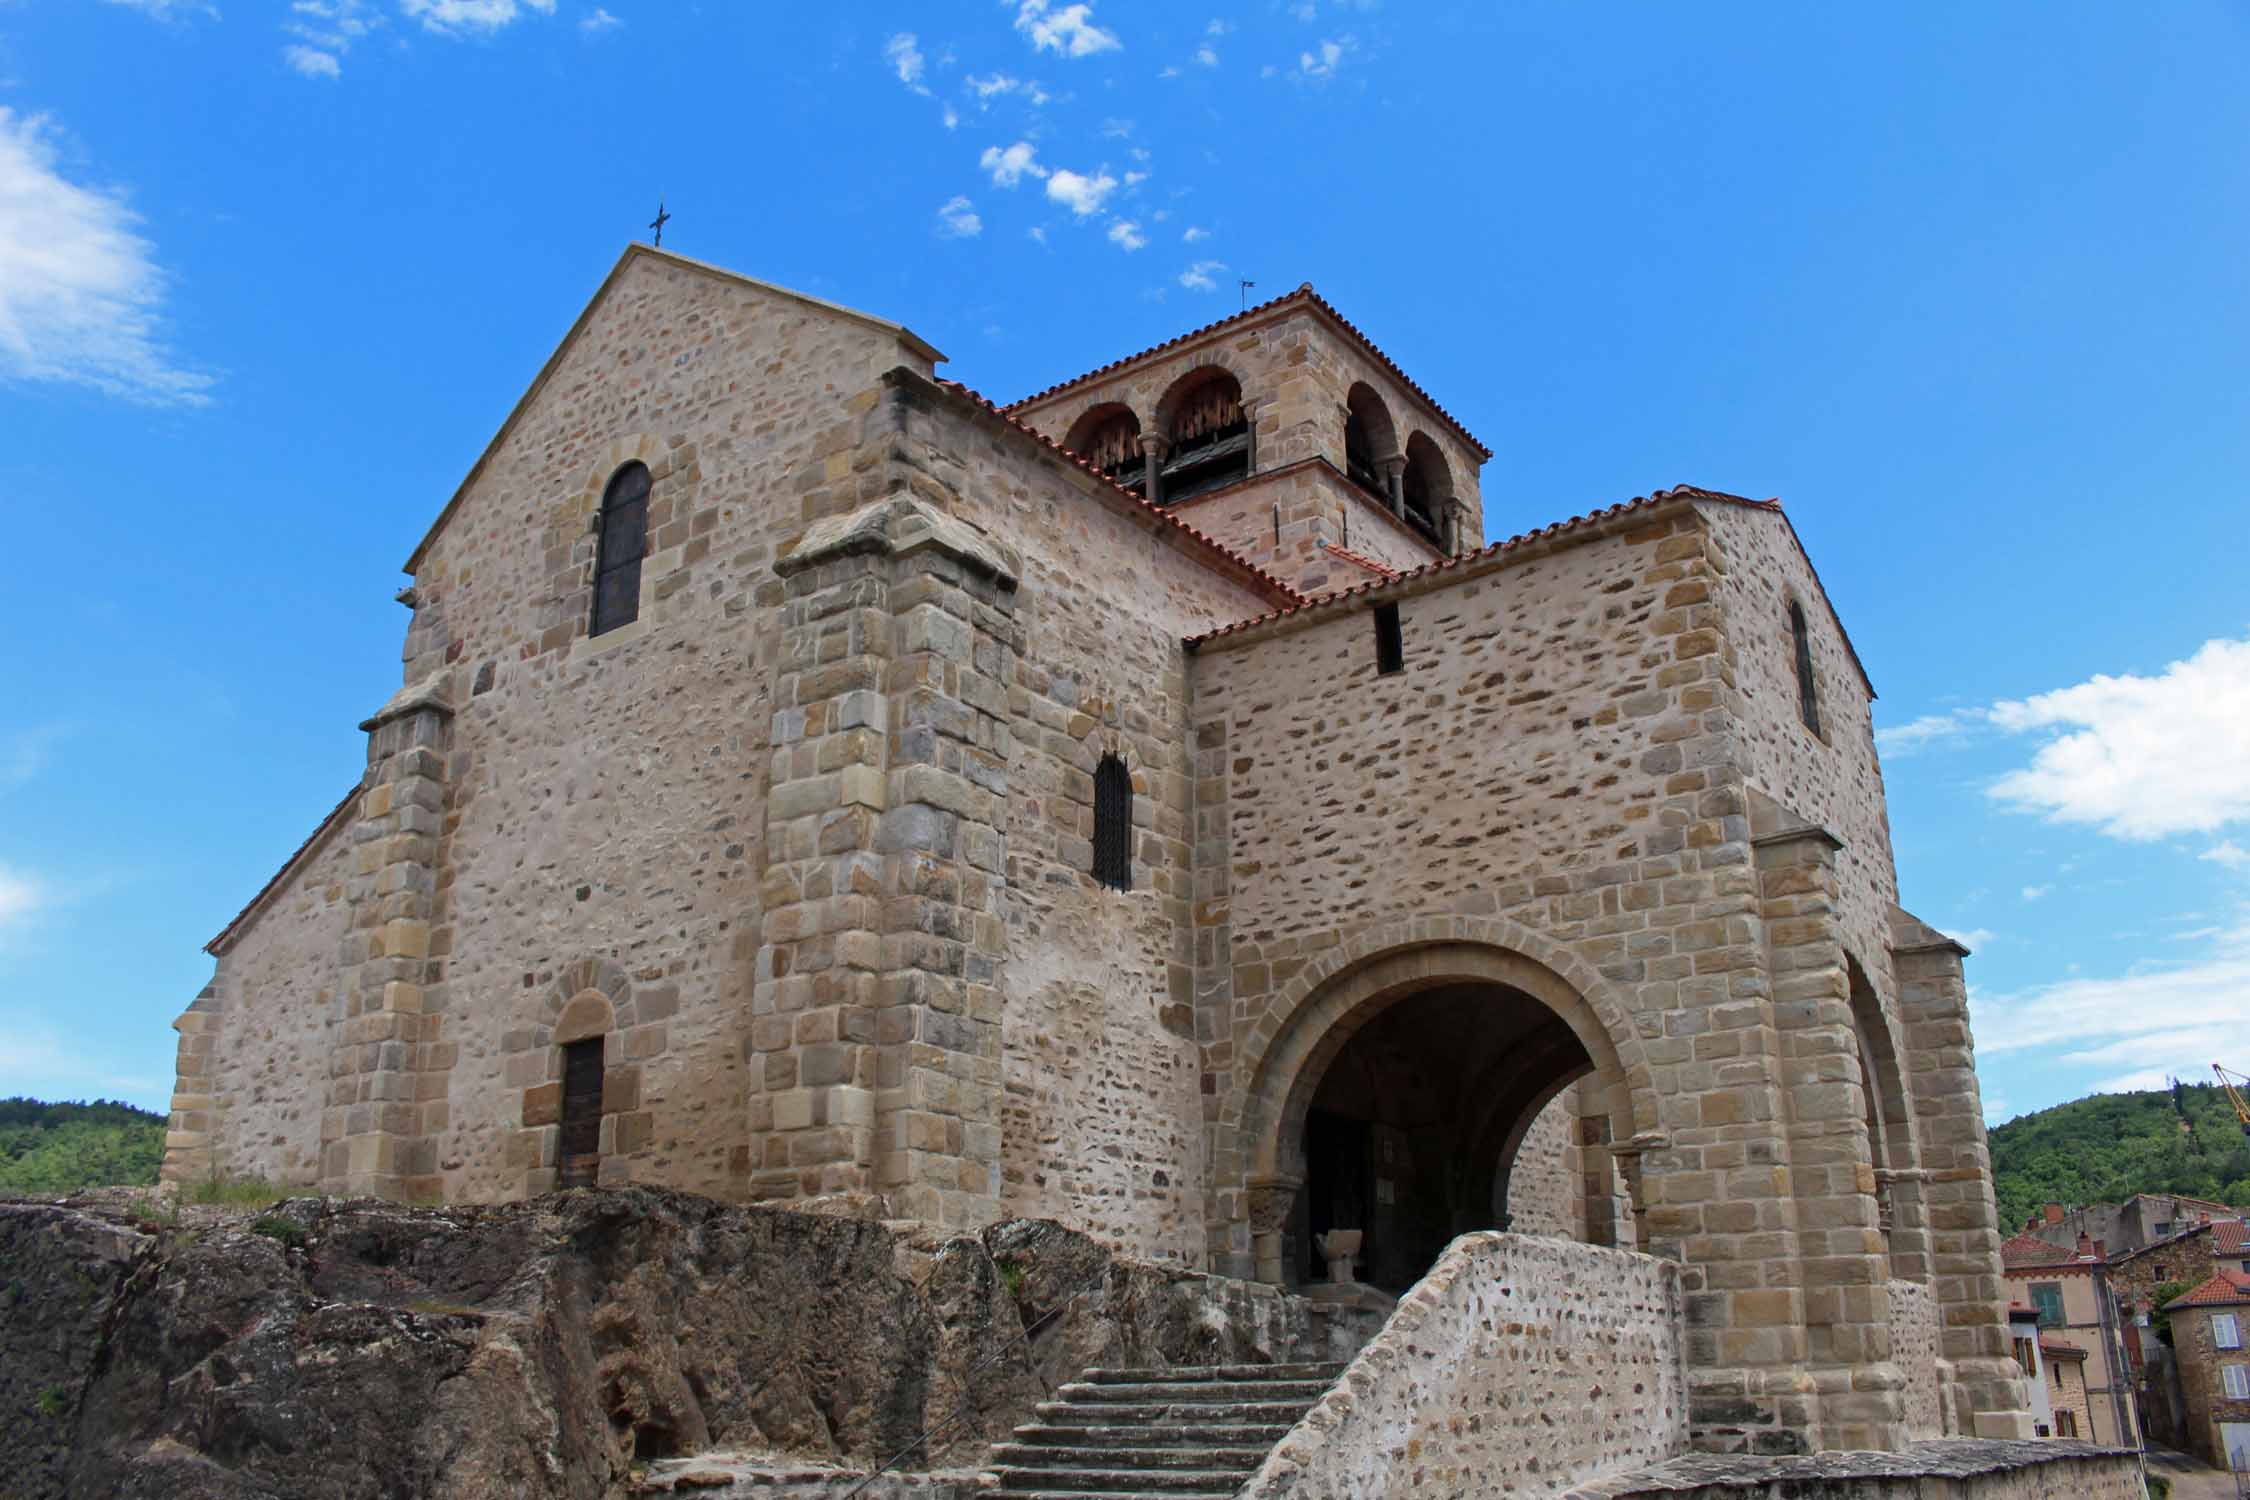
1,1,2246,1131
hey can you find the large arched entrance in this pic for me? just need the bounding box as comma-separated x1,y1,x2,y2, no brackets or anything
1234,937,1648,1292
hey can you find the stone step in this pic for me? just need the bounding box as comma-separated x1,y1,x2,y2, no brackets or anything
988,1442,1272,1470
1077,1363,1344,1384
983,1492,1240,1500
1055,1379,1329,1406
1033,1399,1313,1426
990,1470,1248,1496
1003,1422,1294,1449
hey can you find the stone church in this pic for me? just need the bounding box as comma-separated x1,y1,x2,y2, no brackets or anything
162,244,2034,1455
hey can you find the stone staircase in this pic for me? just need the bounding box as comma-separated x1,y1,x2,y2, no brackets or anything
984,1362,1345,1500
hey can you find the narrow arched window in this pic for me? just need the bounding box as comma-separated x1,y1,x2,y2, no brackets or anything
1093,754,1133,891
591,462,650,637
558,1036,604,1188
1790,600,1822,735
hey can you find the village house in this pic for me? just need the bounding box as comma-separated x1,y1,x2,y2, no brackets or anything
2001,1229,2140,1446
2163,1270,2250,1470
161,243,2040,1457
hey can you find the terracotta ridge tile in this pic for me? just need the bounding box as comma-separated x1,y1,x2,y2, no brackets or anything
1001,283,1493,460
1187,484,1776,645
1320,540,1401,580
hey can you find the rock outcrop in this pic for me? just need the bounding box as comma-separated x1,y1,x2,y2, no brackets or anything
0,1188,1374,1500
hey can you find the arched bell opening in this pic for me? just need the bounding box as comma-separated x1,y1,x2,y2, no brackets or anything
1062,403,1146,494
1155,367,1251,503
1400,431,1453,549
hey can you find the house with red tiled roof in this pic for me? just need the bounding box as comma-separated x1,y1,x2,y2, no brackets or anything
2001,1230,2140,1445
162,244,2039,1460
2165,1271,2250,1466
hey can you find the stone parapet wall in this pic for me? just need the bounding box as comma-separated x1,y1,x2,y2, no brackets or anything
1237,1232,1686,1499
1558,1440,2143,1500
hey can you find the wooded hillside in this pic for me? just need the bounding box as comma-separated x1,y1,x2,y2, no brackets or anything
0,1098,164,1192
1988,1081,2250,1230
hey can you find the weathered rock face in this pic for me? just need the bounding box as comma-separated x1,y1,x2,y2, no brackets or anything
1,1188,1377,1500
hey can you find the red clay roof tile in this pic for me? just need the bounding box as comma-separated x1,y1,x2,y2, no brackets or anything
933,378,1306,609
2165,1269,2250,1309
1319,541,1401,581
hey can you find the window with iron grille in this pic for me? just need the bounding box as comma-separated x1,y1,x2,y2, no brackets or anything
1789,600,1822,735
591,462,651,637
1093,754,1133,891
558,1037,604,1189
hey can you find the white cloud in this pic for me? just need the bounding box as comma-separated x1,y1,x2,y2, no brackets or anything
1941,928,1997,952
1298,37,1347,77
1101,117,1135,138
968,73,1021,100
1045,167,1117,216
2021,885,2051,903
400,0,555,35
1183,225,1210,242
101,0,218,18
884,32,928,91
1206,18,1232,34
2204,841,2250,871
1988,638,2250,841
284,0,379,72
936,195,982,239
980,141,1047,188
284,43,341,76
1971,913,2250,1094
1015,0,1121,58
1983,1096,2013,1128
1123,169,1148,187
579,6,620,33
1028,226,1047,244
1874,710,1979,757
1289,1,1315,18
942,105,960,130
1195,45,1219,66
1107,219,1146,251
1160,64,1182,79
0,111,215,406
0,864,42,929
1,725,69,789
1178,259,1225,291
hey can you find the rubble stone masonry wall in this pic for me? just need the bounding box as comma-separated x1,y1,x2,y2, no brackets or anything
875,373,1276,1260
192,811,356,1186
1237,1232,1686,1499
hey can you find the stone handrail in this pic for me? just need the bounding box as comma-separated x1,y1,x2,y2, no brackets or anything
1236,1232,1686,1499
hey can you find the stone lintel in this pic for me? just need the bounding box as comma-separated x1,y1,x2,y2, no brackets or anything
776,496,1021,590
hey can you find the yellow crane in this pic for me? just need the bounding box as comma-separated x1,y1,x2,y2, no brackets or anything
2213,1064,2250,1138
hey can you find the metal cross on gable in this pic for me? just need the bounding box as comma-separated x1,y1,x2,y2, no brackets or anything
649,199,671,248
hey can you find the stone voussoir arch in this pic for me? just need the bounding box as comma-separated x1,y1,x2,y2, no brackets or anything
1228,915,1661,1189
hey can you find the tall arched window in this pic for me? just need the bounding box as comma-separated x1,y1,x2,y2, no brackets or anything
1093,754,1133,891
1790,600,1822,735
591,462,651,637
